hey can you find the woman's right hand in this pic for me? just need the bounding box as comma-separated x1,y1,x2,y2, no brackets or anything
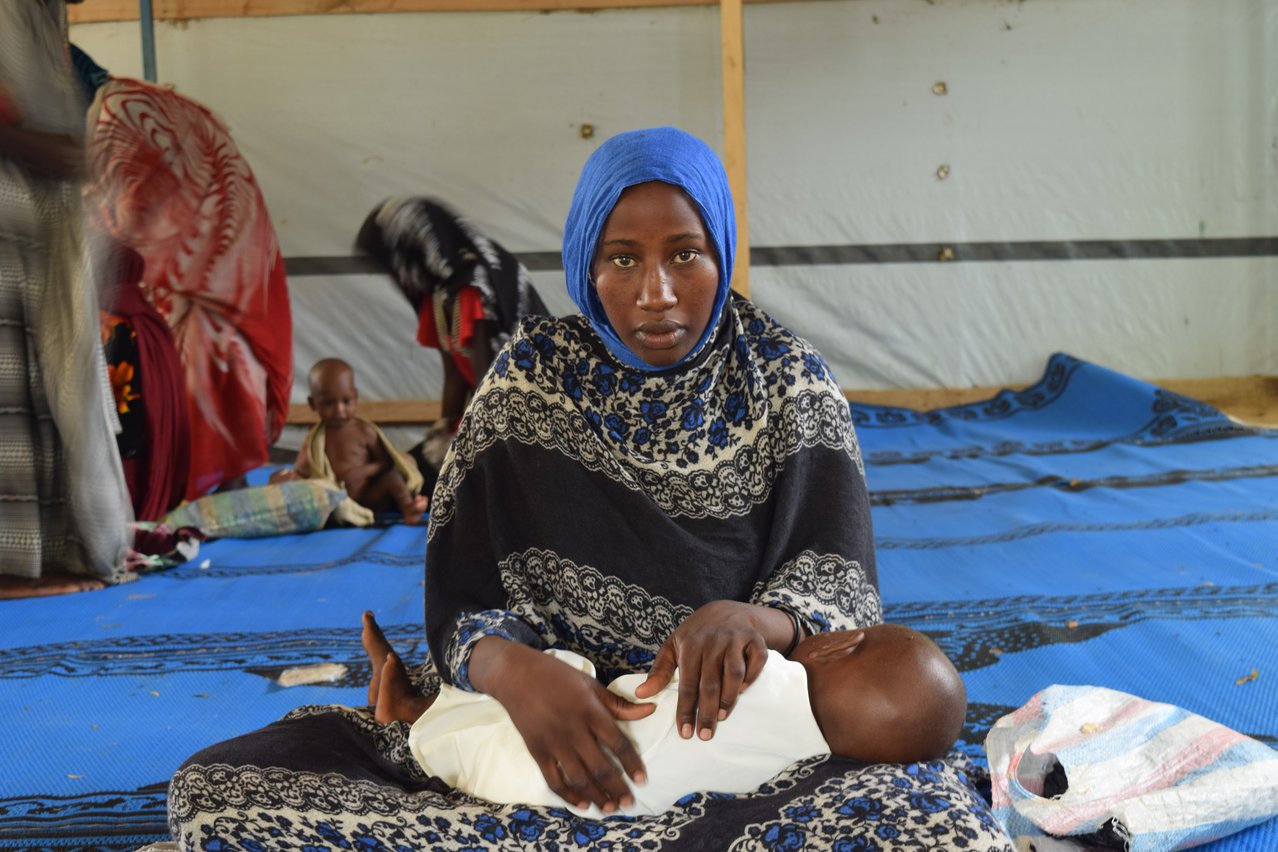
470,637,653,812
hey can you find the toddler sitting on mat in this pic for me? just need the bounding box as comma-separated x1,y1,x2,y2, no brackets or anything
360,612,967,816
272,358,427,525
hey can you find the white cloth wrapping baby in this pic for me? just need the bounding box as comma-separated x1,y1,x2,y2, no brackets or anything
409,649,830,817
986,684,1278,851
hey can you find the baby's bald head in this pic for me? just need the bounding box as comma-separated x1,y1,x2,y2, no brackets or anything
793,624,966,765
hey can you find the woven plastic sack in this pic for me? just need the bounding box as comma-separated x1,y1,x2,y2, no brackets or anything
986,685,1278,851
161,480,346,539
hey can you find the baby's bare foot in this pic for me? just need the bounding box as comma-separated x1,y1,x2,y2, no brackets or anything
361,610,392,705
375,651,435,724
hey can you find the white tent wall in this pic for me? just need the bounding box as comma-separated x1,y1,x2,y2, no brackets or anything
71,0,1276,443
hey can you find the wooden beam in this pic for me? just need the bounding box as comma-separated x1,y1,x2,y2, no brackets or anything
287,400,442,425
1154,376,1278,429
288,377,1278,429
842,386,1016,413
69,0,807,24
719,0,750,297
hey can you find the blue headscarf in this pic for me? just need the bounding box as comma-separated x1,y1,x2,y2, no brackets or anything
562,127,736,372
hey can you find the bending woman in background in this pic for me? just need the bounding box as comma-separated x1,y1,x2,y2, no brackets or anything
170,128,1009,850
0,0,132,599
356,198,548,471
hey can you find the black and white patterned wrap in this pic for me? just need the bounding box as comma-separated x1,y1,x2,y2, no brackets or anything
426,296,877,689
167,297,1011,850
753,550,884,639
170,725,1012,852
430,298,862,532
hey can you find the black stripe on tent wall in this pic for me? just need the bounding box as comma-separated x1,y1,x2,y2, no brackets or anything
283,237,1278,277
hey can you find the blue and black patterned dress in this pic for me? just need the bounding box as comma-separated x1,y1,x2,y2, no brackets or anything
169,298,1012,851
428,297,880,689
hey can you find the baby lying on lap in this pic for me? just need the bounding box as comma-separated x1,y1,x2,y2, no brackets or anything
362,613,967,816
272,358,427,525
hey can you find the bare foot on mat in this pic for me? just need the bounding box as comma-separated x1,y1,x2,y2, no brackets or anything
362,610,392,705
402,494,428,526
0,573,106,600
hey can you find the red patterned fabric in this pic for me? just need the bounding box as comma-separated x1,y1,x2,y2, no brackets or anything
84,79,292,498
103,245,190,520
415,285,486,387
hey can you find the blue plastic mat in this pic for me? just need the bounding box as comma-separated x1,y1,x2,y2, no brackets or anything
1,353,1275,850
861,354,1278,850
0,524,429,851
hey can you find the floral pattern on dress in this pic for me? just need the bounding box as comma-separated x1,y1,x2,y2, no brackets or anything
444,548,883,690
169,744,1013,852
431,300,861,533
101,311,144,457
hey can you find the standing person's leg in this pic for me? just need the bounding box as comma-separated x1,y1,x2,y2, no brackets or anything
0,2,127,598
438,350,470,431
407,351,469,479
30,204,132,587
0,243,117,599
466,321,492,389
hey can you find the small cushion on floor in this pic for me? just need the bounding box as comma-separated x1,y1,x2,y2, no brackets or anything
161,480,347,539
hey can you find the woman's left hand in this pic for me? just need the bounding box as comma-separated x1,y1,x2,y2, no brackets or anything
634,600,776,741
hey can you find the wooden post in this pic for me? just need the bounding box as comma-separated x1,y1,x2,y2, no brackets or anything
719,0,750,297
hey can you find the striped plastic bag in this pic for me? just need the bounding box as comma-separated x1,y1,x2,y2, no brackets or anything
986,685,1278,851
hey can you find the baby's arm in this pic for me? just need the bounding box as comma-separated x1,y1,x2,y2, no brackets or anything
297,440,315,477
269,442,313,483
